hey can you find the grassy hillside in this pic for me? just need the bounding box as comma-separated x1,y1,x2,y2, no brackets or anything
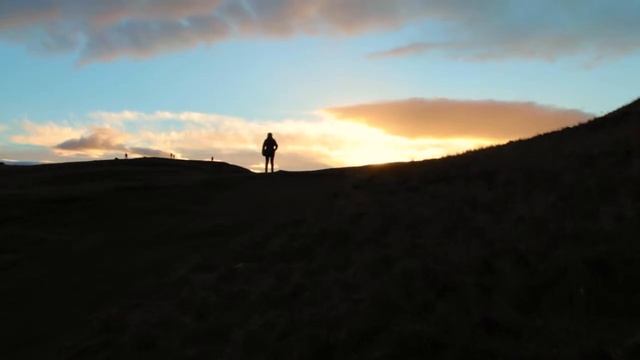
1,99,639,359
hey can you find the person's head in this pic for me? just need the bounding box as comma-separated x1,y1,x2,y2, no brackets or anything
267,132,273,138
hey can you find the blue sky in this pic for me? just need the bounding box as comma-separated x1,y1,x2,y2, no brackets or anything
1,0,639,170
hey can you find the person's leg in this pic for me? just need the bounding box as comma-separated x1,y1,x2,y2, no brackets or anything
270,156,274,173
265,157,268,173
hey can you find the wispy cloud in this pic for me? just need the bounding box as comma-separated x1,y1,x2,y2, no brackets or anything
368,42,441,59
368,2,640,62
7,98,591,170
1,1,638,63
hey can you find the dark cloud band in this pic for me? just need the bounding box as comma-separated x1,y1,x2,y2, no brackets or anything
55,127,169,157
1,1,638,63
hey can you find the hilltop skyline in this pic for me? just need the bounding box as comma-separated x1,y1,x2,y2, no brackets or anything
1,0,639,170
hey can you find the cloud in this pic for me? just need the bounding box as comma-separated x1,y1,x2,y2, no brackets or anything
129,147,170,158
56,127,126,152
368,2,640,62
326,98,593,140
0,0,426,63
9,104,504,170
11,120,85,146
368,42,441,59
54,127,172,158
0,1,59,30
7,98,593,170
10,123,169,158
1,1,638,63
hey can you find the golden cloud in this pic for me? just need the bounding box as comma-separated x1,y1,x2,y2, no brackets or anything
8,98,592,170
326,98,593,140
8,110,491,170
11,121,85,147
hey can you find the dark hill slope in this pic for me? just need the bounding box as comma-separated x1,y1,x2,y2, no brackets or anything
1,99,639,359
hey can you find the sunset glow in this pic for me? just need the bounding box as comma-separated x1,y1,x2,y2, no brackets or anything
1,1,639,169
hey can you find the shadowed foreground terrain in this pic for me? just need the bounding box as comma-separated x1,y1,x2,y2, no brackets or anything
1,99,640,359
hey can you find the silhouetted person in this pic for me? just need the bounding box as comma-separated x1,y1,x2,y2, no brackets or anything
262,133,278,173
125,153,128,159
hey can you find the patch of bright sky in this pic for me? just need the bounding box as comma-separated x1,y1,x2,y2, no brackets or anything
1,19,639,132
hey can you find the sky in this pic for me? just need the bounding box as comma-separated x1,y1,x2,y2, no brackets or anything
1,0,639,171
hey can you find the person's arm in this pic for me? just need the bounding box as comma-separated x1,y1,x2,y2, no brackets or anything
274,140,279,151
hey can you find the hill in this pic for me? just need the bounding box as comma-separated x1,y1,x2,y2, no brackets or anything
1,98,639,359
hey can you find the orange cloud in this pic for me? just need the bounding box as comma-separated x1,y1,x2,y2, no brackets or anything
326,98,593,140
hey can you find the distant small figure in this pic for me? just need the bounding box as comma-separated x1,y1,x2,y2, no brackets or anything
125,153,128,159
211,156,214,162
170,153,175,159
262,132,278,173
